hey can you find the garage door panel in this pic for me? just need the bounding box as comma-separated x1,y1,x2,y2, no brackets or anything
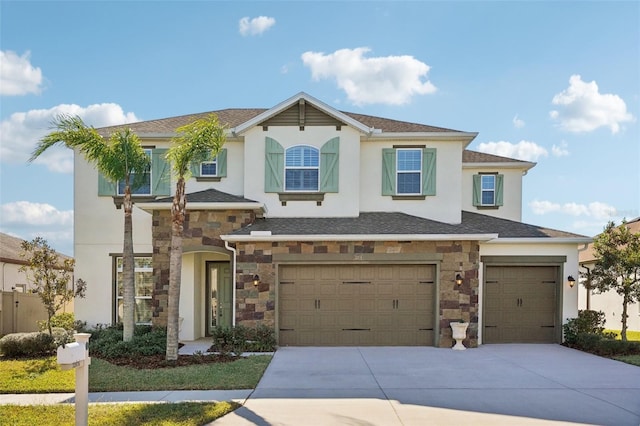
483,265,558,344
279,264,436,346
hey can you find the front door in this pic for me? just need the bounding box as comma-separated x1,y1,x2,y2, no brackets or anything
206,262,232,335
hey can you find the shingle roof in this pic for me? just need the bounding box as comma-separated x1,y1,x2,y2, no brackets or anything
0,232,73,263
227,211,589,239
151,188,259,204
462,150,532,164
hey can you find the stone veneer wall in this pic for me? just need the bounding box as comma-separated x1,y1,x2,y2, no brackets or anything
236,240,480,348
151,209,255,325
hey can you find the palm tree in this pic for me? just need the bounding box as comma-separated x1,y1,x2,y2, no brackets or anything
31,115,150,342
165,114,226,361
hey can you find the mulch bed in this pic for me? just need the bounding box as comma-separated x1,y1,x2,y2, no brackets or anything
98,353,240,369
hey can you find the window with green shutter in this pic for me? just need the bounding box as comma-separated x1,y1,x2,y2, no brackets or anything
190,149,227,181
381,147,436,197
472,173,503,208
98,148,170,197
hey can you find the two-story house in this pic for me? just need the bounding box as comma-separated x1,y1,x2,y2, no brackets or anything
74,92,590,348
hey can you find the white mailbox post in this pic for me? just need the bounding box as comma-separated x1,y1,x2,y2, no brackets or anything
57,333,91,426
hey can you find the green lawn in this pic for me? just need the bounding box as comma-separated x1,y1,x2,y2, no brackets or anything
0,401,239,425
0,355,272,394
613,354,640,367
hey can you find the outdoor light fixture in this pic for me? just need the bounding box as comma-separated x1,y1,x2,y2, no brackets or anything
568,275,576,288
455,273,464,286
253,274,260,287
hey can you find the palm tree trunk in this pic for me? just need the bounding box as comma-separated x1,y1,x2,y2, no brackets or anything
166,177,186,361
122,186,135,342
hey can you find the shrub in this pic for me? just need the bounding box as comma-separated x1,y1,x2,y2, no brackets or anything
563,310,607,345
0,332,55,358
38,312,77,332
88,324,166,359
210,325,276,355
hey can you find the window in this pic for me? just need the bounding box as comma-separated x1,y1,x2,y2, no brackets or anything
201,158,217,176
396,149,422,195
192,149,227,180
115,256,153,324
285,145,319,191
99,148,171,197
472,173,504,207
117,149,152,196
382,147,436,197
265,137,339,194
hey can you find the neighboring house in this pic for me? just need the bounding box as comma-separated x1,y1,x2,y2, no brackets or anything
578,218,640,332
74,92,590,347
0,232,74,333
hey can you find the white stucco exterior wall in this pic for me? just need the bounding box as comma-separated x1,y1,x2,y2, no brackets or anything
360,139,463,224
73,151,155,327
1,262,28,292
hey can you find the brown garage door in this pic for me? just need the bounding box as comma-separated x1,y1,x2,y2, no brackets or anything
279,264,436,346
484,266,559,343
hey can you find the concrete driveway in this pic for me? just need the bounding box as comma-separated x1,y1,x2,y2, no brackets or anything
214,344,640,425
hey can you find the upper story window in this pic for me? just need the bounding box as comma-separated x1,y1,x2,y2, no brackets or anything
382,147,436,198
117,149,152,196
396,149,422,195
99,148,171,201
191,149,227,182
285,145,319,191
472,173,504,208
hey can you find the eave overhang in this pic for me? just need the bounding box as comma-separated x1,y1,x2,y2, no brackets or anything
135,201,265,213
484,237,593,244
365,131,478,147
221,233,499,243
463,161,536,171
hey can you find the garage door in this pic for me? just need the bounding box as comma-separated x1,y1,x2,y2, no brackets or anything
279,264,436,346
483,266,559,343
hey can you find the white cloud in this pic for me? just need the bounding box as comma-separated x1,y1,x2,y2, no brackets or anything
0,201,74,255
0,50,44,96
530,200,617,220
239,16,275,36
476,140,548,162
301,47,436,106
512,114,525,129
551,141,569,157
0,103,139,173
550,74,634,134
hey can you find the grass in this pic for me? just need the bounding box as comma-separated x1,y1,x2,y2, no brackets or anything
90,355,272,392
0,401,240,425
0,355,272,393
604,329,640,341
613,354,640,367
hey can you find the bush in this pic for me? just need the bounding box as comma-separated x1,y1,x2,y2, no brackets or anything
38,312,79,332
88,324,166,359
563,310,607,345
0,332,55,358
210,325,276,355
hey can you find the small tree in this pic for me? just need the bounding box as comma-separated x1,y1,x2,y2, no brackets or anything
20,237,87,335
590,220,640,341
165,114,226,361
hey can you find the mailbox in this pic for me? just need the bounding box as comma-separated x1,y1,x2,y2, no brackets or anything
57,342,86,366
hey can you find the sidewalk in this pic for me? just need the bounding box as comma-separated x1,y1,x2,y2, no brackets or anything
0,390,251,406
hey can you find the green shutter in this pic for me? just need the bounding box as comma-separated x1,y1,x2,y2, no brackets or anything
265,137,284,192
381,148,396,195
190,161,201,177
495,174,504,206
152,149,171,196
98,173,116,196
422,148,436,196
320,137,339,192
217,148,227,177
472,175,482,206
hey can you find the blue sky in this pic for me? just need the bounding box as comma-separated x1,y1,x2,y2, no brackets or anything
1,1,638,256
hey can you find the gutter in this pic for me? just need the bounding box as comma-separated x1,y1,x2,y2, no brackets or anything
485,237,593,244
135,202,264,213
221,233,499,243
224,241,237,327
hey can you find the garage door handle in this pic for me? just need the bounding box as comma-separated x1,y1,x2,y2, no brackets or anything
342,281,372,285
419,328,433,331
342,328,371,331
540,325,555,328
485,325,497,328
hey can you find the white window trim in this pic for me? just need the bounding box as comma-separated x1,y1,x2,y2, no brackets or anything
480,174,496,206
284,145,320,192
115,256,153,325
200,157,218,177
396,148,422,195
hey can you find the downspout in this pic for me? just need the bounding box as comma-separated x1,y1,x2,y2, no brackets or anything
224,240,237,326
